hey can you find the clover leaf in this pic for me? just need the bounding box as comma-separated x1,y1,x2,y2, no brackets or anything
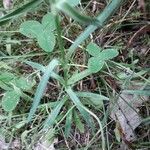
87,42,119,73
20,13,56,52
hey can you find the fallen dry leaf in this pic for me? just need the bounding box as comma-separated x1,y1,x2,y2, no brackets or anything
111,87,148,142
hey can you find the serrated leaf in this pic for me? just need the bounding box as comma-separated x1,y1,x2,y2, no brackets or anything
20,21,42,38
98,49,119,61
13,77,35,91
2,91,21,112
42,13,56,31
88,57,104,73
86,42,101,56
37,31,55,52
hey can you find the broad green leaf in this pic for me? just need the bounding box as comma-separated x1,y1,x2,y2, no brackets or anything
98,49,119,61
65,109,72,137
2,91,21,112
74,110,85,133
37,31,55,52
88,57,104,73
44,98,66,128
13,77,35,91
0,72,16,82
42,13,56,31
86,42,101,56
27,59,59,122
20,21,42,38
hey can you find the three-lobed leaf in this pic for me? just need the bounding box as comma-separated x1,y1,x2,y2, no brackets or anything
87,42,119,73
20,13,56,52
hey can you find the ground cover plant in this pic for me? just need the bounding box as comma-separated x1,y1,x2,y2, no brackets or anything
0,0,150,149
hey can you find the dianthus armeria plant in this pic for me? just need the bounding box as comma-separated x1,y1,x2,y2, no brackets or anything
0,0,125,149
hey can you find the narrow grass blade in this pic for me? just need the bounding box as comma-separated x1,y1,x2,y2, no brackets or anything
68,69,91,85
27,59,59,122
66,87,95,131
123,90,150,96
67,0,124,58
57,2,99,25
25,61,65,85
25,61,46,72
66,87,105,150
64,109,73,137
0,0,43,25
77,92,109,100
43,97,66,129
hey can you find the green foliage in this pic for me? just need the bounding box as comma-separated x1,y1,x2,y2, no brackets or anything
87,42,119,73
2,90,21,112
0,0,130,149
0,71,35,112
20,13,56,52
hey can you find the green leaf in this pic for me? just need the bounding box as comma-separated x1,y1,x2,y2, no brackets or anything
65,109,72,137
20,21,42,38
13,77,35,91
77,92,109,108
27,59,59,122
42,13,56,31
0,72,16,82
2,91,21,112
86,42,101,56
74,110,85,133
88,57,104,73
123,90,150,96
66,87,95,132
37,31,56,52
44,98,66,128
98,49,119,61
67,0,124,58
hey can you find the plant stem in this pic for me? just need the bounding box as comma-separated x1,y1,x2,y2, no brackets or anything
55,14,68,85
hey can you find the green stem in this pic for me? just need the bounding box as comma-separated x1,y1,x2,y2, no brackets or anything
55,14,68,85
68,69,91,85
66,0,124,58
